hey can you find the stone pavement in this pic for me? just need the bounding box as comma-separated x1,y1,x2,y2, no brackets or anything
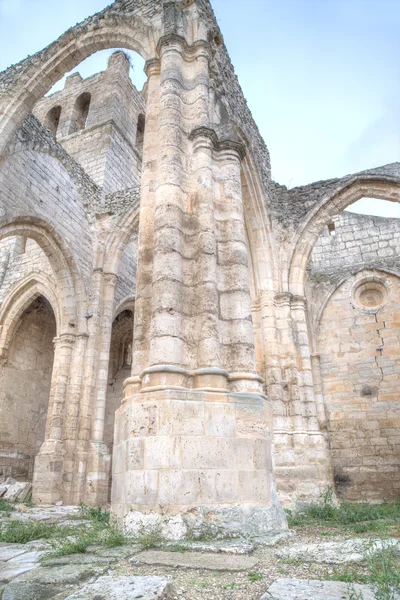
263,578,378,600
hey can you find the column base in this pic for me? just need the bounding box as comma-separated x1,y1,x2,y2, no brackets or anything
111,388,287,539
32,439,64,504
273,429,333,509
113,494,287,541
84,440,111,506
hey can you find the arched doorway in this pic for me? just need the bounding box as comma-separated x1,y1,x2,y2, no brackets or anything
0,295,56,482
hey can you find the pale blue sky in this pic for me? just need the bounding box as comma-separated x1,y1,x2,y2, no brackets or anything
0,0,399,216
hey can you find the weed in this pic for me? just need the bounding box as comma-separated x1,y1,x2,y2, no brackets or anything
0,520,74,544
167,543,188,553
77,504,110,525
347,582,365,600
367,544,400,600
287,488,400,530
133,524,164,550
223,582,237,590
0,499,15,513
248,571,264,582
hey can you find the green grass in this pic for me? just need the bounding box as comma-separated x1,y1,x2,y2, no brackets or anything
0,520,75,544
0,499,15,513
248,571,264,582
0,504,127,559
286,488,400,532
46,506,126,558
132,524,164,550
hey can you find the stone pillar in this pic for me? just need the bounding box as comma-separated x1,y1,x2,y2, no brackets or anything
127,59,160,395
273,292,332,506
310,353,327,431
62,332,89,504
33,333,76,504
112,36,286,539
85,273,118,505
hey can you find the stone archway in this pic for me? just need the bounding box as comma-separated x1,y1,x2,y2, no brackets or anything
288,177,400,297
0,294,56,482
0,6,156,154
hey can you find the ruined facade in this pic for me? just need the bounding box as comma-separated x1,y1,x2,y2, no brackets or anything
0,0,399,537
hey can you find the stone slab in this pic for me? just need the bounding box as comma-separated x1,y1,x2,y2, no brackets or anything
163,540,255,554
0,563,37,584
8,550,44,564
132,550,259,571
0,545,29,562
263,578,378,600
276,538,400,565
17,563,108,585
64,575,170,599
3,483,32,503
2,582,63,600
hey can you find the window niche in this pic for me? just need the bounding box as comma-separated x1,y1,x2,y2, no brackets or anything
69,92,91,134
45,105,62,136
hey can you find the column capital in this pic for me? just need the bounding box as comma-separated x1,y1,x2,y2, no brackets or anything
189,126,246,160
144,58,161,78
53,333,77,347
103,272,118,286
156,33,211,60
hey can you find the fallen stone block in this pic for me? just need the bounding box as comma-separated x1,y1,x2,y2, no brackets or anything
0,545,30,562
2,582,63,600
16,563,108,586
0,486,8,498
64,575,171,599
163,539,255,554
276,537,400,565
0,563,37,584
132,549,259,571
3,482,32,503
263,578,377,600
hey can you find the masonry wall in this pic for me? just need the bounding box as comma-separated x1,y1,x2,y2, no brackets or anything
0,238,53,304
0,149,93,285
0,296,56,481
308,211,400,500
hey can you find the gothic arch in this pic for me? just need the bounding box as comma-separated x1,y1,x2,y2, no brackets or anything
288,176,400,297
0,274,60,361
308,267,400,354
103,197,140,275
0,219,83,325
0,10,156,153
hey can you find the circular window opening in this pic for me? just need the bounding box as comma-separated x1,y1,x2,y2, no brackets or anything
353,279,388,312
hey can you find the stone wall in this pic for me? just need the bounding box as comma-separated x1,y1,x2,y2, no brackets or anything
0,296,56,481
307,211,400,500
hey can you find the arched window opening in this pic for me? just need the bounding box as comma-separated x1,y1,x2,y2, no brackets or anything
136,113,145,155
69,92,91,134
45,105,62,136
0,295,56,482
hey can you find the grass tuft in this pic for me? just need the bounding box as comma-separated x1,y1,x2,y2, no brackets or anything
0,499,15,513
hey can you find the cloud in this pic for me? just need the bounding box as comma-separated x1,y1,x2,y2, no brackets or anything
0,0,22,17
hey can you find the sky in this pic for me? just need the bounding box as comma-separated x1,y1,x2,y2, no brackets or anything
0,0,399,217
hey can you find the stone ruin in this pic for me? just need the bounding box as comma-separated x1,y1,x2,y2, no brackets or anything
0,0,399,538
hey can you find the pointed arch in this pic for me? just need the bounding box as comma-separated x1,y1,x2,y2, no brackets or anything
288,176,400,297
0,218,84,325
0,9,156,153
0,274,60,361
